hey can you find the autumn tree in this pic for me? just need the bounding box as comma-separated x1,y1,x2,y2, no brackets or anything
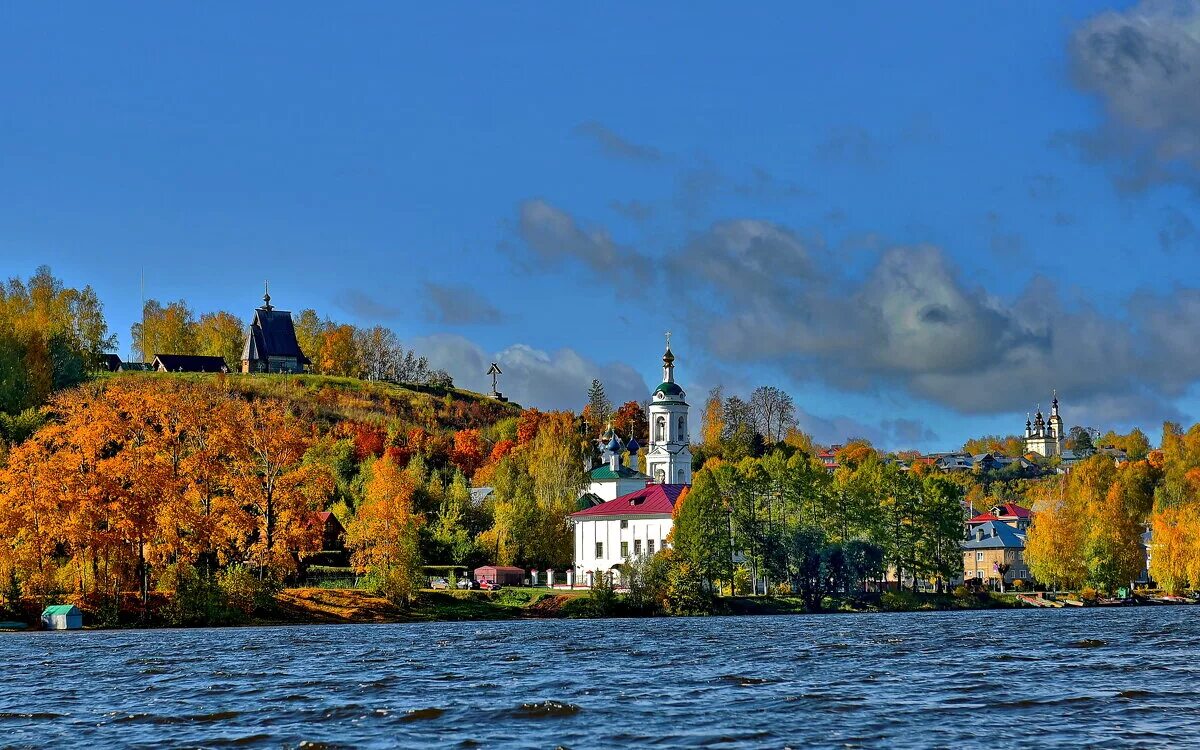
131,299,197,362
195,311,245,370
701,387,725,450
318,324,363,377
225,399,332,577
611,400,648,443
345,456,424,604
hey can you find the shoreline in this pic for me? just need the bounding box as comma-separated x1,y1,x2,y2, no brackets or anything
10,587,1187,632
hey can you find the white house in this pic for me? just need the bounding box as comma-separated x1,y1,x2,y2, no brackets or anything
570,483,686,584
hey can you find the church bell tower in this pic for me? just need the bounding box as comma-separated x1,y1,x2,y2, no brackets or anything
646,334,692,485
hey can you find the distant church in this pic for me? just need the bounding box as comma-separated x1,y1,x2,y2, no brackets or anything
570,338,692,585
241,287,311,374
1023,393,1064,457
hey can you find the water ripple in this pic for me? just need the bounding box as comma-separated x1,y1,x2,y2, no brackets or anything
1,608,1198,747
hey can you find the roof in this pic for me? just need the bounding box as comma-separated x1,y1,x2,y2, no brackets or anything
474,566,524,573
153,354,229,372
242,307,311,365
654,381,684,397
576,492,604,511
42,605,79,615
313,511,344,529
589,464,649,481
994,503,1032,519
571,483,687,518
469,487,495,504
968,513,1000,523
963,520,1026,550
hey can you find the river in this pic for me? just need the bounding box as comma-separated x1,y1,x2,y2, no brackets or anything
1,607,1197,748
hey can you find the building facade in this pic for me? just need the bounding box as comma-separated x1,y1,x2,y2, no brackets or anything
570,483,685,584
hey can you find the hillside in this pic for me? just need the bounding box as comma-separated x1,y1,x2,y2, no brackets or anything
95,370,521,431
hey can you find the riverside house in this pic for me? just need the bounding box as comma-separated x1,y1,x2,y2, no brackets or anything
963,520,1029,589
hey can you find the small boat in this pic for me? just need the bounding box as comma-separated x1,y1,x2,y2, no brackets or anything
0,621,28,631
1060,598,1085,607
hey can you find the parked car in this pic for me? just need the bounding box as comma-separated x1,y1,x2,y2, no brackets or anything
479,581,503,591
457,579,479,590
430,577,450,590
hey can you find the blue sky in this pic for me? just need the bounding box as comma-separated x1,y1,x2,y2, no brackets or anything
4,1,1200,450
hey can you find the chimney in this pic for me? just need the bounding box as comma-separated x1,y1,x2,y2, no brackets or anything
975,527,984,542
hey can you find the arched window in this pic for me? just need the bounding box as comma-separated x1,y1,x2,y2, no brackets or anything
677,468,686,483
654,467,666,484
655,416,666,442
677,416,686,439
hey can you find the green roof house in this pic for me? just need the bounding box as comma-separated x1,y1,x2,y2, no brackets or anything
41,604,82,630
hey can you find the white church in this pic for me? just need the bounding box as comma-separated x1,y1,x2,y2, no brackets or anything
569,339,692,585
1023,393,1065,457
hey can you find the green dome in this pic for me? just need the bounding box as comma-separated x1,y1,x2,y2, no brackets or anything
654,381,684,396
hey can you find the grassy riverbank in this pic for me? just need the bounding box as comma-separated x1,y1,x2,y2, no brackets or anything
2,587,1028,630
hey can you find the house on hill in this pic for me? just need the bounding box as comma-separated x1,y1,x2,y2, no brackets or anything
152,354,229,373
241,288,310,374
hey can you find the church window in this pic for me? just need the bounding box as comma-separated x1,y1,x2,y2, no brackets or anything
620,542,629,558
654,467,666,484
620,520,628,529
678,416,686,437
648,539,656,554
634,540,642,556
655,417,666,442
677,468,685,483
595,542,603,558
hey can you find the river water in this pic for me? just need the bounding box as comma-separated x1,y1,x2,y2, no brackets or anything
1,607,1197,748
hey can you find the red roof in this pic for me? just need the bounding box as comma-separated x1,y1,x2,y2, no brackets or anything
997,503,1032,519
969,504,1032,524
968,513,1000,523
570,484,687,518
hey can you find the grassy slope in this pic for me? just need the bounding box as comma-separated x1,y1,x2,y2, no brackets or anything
96,371,521,427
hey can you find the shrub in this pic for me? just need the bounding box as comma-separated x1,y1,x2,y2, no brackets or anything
585,571,619,617
219,565,278,620
733,566,752,596
664,560,712,615
158,563,226,626
622,553,670,614
952,585,972,599
1080,586,1100,605
1011,579,1025,592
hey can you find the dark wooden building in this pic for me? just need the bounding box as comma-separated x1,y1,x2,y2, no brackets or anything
241,288,310,374
152,354,230,373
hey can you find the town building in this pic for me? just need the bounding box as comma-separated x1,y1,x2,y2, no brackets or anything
241,288,311,374
152,354,229,373
818,446,841,472
962,520,1029,588
1024,394,1064,457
